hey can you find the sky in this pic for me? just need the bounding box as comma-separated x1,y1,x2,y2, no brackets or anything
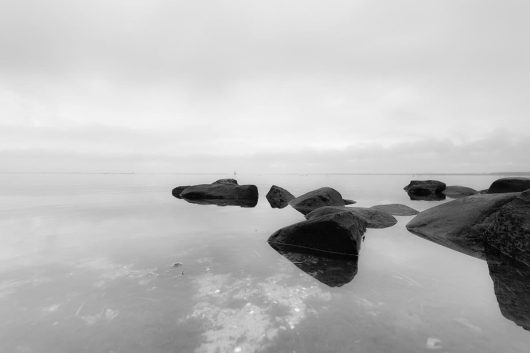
1,0,529,173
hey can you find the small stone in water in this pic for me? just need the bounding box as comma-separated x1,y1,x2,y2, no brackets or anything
426,337,442,349
172,262,183,268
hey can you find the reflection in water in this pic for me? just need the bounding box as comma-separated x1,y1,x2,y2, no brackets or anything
407,224,530,332
181,197,257,208
486,249,530,331
270,243,358,287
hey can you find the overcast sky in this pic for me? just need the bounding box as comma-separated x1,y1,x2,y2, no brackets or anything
1,0,529,173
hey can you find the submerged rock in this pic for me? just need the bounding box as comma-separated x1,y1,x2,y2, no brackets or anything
370,204,419,216
306,206,397,229
270,244,358,287
443,185,478,199
404,180,446,201
177,180,258,208
406,192,522,260
487,249,530,331
487,177,530,194
171,185,190,199
343,199,356,205
289,187,345,215
268,211,366,258
266,185,295,209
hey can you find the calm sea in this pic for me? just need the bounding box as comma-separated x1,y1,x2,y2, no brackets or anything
1,173,529,353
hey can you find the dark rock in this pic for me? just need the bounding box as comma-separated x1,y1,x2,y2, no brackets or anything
270,244,358,287
487,177,530,194
343,199,356,205
406,193,520,260
179,182,258,208
370,204,419,216
268,211,366,258
443,185,478,199
171,186,190,199
484,191,530,266
289,187,345,215
213,178,238,185
487,249,530,331
306,206,397,229
404,180,446,201
266,185,295,209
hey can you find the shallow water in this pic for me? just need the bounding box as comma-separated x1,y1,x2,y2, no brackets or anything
1,173,529,353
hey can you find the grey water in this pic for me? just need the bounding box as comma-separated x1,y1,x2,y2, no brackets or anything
1,173,529,353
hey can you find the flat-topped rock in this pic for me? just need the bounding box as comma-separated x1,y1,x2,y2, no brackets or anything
404,180,446,201
443,185,478,199
268,211,366,258
177,180,258,208
266,185,295,209
289,187,345,215
487,177,530,194
306,206,397,229
343,199,356,205
370,204,419,216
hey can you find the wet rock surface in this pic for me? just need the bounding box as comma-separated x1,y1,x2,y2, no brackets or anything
306,206,397,229
370,204,419,216
270,244,358,287
487,177,530,194
171,186,190,199
266,185,295,209
268,211,366,258
406,192,522,260
404,180,446,201
289,187,345,215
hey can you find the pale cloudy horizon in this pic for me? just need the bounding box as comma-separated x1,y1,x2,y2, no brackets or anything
1,0,529,173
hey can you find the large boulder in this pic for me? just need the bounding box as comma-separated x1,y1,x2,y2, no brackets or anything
443,185,478,199
487,250,530,331
171,185,190,199
306,206,397,229
266,185,295,209
406,192,522,260
484,190,530,266
370,204,419,216
289,187,345,215
267,211,366,258
178,180,258,208
487,177,530,194
404,180,446,201
269,245,358,287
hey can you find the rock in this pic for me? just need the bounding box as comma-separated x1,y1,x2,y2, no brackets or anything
306,206,397,229
171,186,190,199
484,191,530,266
269,244,358,287
179,181,258,208
213,178,238,185
487,249,530,331
370,204,419,216
267,211,366,258
289,187,345,215
443,185,478,199
487,177,530,194
343,199,356,205
404,180,446,201
406,192,520,260
266,185,295,209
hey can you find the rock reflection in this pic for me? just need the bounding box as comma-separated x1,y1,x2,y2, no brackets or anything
181,197,257,208
270,243,358,287
486,249,530,331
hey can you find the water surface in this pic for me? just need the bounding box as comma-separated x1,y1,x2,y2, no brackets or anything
1,173,529,353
